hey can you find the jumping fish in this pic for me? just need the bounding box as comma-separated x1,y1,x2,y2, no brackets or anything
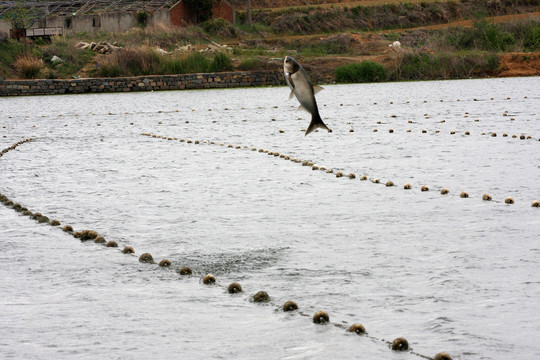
283,56,330,136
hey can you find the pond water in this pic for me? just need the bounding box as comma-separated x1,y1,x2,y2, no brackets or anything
0,77,539,360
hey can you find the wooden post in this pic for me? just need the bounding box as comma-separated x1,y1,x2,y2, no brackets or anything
247,0,252,27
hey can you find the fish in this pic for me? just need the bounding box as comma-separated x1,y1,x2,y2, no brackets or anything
283,56,330,136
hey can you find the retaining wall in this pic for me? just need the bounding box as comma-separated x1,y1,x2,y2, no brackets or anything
0,70,285,96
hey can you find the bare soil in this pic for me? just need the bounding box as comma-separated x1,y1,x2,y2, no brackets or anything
498,52,540,77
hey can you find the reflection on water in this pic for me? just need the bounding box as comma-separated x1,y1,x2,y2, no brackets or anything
1,77,539,359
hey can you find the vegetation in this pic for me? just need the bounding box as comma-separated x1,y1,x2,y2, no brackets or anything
77,25,208,52
335,61,387,83
94,48,234,77
285,35,354,56
200,18,239,38
238,57,266,70
241,0,539,34
3,0,38,29
210,52,233,72
388,51,500,81
39,38,94,78
0,0,538,82
136,11,149,28
0,40,26,78
14,55,43,78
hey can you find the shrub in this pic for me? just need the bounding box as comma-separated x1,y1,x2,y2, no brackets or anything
474,20,515,51
445,20,515,51
40,40,94,78
94,48,211,77
136,11,148,27
522,21,540,51
159,57,186,75
156,51,210,75
392,52,442,79
199,18,238,38
238,57,265,70
304,42,350,56
389,51,501,81
32,37,46,46
487,54,499,70
14,55,43,78
209,52,233,72
96,63,120,77
432,19,540,52
302,44,335,56
98,47,158,76
385,31,400,41
0,39,26,75
237,23,271,34
335,61,387,83
181,51,209,73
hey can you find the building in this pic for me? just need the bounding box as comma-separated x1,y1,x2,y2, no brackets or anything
0,0,235,38
170,0,234,27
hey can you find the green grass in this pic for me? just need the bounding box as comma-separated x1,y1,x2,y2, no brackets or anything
303,42,351,56
232,47,270,56
238,57,266,70
421,18,540,52
236,23,272,34
335,61,387,83
446,20,516,52
40,39,94,78
199,18,239,39
94,49,230,77
209,52,233,72
0,40,27,78
389,51,500,81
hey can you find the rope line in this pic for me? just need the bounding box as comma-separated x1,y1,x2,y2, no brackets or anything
141,133,540,207
0,138,453,359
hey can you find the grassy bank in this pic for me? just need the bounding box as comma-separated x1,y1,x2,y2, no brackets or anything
96,50,233,77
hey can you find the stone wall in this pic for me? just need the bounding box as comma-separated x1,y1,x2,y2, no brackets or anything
0,70,285,96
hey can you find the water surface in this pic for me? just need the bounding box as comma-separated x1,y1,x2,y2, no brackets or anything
1,77,539,359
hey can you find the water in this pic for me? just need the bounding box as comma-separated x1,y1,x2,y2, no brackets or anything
1,77,539,359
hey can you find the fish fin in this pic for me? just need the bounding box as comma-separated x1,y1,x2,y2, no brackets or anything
298,104,309,113
289,90,295,100
305,113,330,136
313,85,324,94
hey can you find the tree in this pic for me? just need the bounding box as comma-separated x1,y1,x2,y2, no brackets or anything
5,1,37,29
183,0,214,24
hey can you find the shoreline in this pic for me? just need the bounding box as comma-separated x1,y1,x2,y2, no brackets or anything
0,70,285,97
2,71,539,97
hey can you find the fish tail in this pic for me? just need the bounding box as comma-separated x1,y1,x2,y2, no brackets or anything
305,112,329,136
